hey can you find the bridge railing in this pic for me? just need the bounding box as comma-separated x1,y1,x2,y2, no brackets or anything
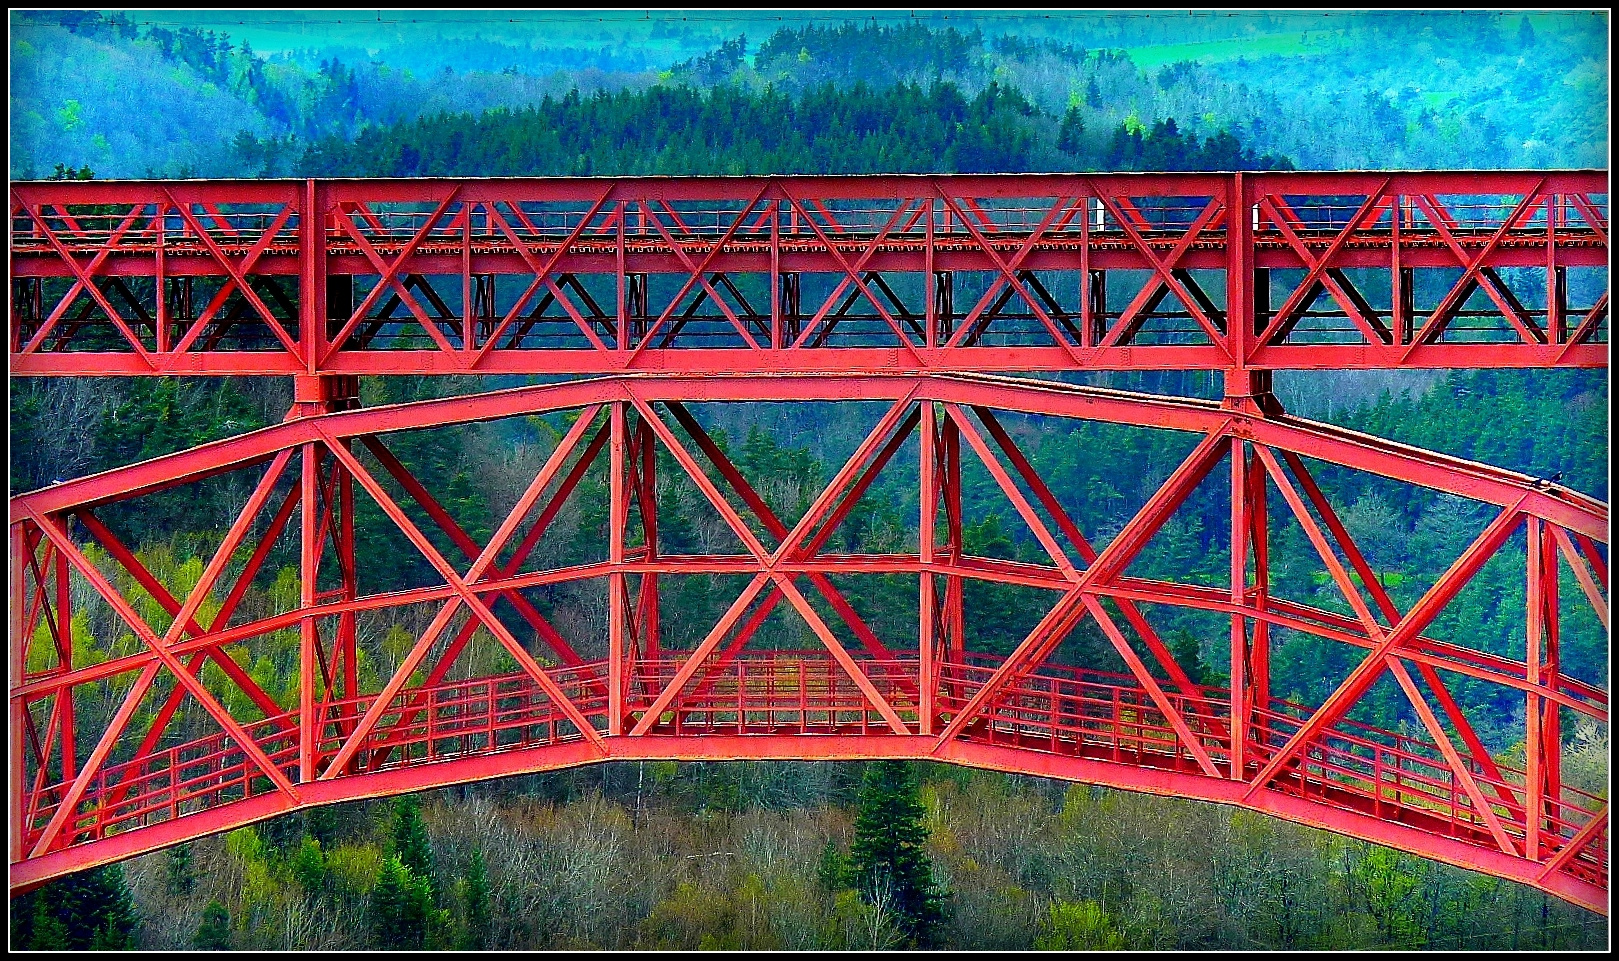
628,653,920,734
16,652,1607,890
314,662,611,772
941,656,1231,767
23,710,300,853
12,193,1608,247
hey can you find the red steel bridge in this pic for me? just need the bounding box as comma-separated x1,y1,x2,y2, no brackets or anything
7,172,1611,913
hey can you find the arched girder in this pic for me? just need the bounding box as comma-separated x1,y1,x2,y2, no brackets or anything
8,374,1609,914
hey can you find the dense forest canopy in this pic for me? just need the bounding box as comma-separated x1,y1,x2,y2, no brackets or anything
9,9,1607,177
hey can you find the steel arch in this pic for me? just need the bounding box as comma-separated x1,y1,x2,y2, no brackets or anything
8,373,1608,913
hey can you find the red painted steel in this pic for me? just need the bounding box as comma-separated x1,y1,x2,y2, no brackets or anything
7,373,1609,915
9,172,1608,376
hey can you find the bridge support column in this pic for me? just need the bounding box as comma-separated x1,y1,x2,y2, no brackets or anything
608,403,628,736
289,376,361,778
289,374,360,419
1225,365,1275,778
1525,517,1563,860
941,408,965,669
634,414,661,661
1228,437,1271,779
919,401,937,735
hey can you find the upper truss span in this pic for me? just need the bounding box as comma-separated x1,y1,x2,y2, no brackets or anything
10,171,1608,376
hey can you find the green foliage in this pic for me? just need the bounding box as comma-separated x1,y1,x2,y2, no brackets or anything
299,79,1064,178
368,856,433,950
16,864,140,950
326,843,385,895
849,761,949,946
817,839,849,892
460,849,493,950
390,794,439,899
1034,899,1128,950
166,842,197,896
192,899,231,950
291,836,328,894
1349,845,1423,947
1056,104,1086,154
28,898,70,950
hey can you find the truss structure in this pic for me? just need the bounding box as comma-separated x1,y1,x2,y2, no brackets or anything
10,172,1608,376
8,373,1608,912
8,172,1610,910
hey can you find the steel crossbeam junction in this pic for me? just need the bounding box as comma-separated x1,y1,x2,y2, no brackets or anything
6,173,1611,913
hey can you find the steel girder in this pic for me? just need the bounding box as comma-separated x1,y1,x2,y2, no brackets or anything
7,373,1609,914
9,172,1608,376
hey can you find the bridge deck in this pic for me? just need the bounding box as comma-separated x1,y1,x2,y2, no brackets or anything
14,652,1606,908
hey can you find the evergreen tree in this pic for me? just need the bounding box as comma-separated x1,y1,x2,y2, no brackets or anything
848,760,948,946
192,899,231,950
165,842,196,896
461,848,492,950
1517,15,1536,47
28,898,69,950
369,856,432,950
390,793,438,899
21,864,139,950
291,835,328,893
817,839,849,891
1056,104,1086,155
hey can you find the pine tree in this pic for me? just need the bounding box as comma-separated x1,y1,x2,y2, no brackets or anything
461,848,492,950
390,793,438,899
369,856,432,949
192,899,231,950
848,760,948,946
24,864,140,950
291,835,327,893
29,898,69,950
1516,15,1537,48
165,842,197,896
817,839,849,891
1056,104,1086,155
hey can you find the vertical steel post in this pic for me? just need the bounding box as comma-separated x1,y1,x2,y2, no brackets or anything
10,522,31,861
608,402,627,735
339,443,358,747
1227,172,1252,367
1546,194,1563,344
924,196,936,350
1391,190,1404,346
638,417,660,658
1526,515,1544,859
1248,447,1270,712
462,202,473,352
618,200,629,352
1230,437,1249,777
770,197,781,351
1540,520,1561,822
299,442,319,782
943,412,965,662
1080,195,1093,349
300,179,322,373
155,201,168,355
919,400,937,735
53,543,74,784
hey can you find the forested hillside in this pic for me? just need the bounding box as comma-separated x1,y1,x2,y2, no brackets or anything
9,10,1606,177
7,9,1609,952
